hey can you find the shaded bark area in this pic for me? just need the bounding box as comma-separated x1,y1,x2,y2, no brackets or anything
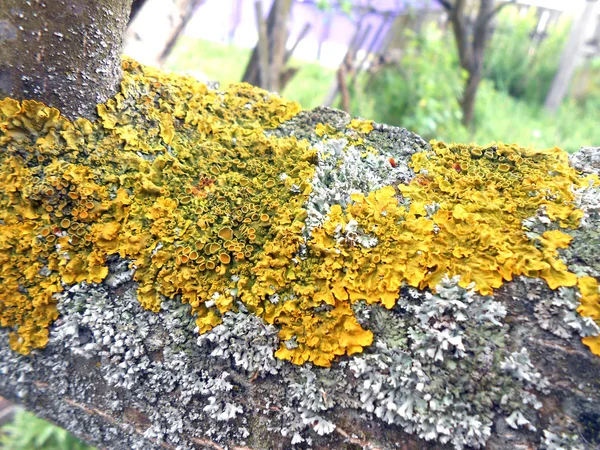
0,0,132,121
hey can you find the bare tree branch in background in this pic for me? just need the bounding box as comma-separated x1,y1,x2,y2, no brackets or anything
254,1,272,90
324,23,372,108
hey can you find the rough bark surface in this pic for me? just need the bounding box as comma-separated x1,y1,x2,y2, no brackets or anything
0,105,599,449
0,0,132,121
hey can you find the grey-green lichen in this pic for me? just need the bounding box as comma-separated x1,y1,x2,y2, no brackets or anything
349,276,546,449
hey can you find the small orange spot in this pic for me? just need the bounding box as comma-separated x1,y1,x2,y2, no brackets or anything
416,176,430,186
389,157,397,168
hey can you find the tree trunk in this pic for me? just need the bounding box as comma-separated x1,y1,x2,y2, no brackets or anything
444,0,508,127
461,71,481,126
544,0,599,113
0,0,132,121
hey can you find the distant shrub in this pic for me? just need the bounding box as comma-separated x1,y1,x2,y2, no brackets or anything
484,7,570,105
348,26,469,142
344,22,599,152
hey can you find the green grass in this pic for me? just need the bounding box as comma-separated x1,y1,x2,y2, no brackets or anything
0,410,95,450
164,37,335,110
164,37,251,86
466,81,600,153
281,62,336,109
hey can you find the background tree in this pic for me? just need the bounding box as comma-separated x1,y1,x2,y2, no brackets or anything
437,0,515,126
242,0,298,92
544,0,599,113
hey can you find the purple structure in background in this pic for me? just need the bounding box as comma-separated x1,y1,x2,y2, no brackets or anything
185,0,439,66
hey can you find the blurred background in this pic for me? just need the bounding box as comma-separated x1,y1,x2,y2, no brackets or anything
1,0,599,448
123,0,599,153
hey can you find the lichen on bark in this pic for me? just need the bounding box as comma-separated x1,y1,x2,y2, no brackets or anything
0,58,599,449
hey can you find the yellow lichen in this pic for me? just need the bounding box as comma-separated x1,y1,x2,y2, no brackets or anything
259,139,599,365
1,59,598,365
347,118,374,134
0,58,312,354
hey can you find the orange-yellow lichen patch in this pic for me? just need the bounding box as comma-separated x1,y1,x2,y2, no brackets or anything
577,276,600,321
0,58,313,354
259,140,599,366
348,118,374,134
392,142,591,293
582,335,600,355
577,276,600,355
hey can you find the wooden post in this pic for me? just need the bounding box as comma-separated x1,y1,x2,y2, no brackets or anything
123,0,205,68
544,0,599,113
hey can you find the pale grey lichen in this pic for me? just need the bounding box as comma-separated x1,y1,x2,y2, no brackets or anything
565,180,600,277
201,372,244,421
569,147,600,177
541,430,583,450
196,306,283,377
33,255,250,448
349,276,547,449
304,137,414,236
520,279,600,340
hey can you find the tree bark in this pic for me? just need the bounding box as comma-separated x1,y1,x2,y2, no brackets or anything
0,0,132,121
0,103,599,448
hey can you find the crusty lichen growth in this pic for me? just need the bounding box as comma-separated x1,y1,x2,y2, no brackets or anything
0,58,599,366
